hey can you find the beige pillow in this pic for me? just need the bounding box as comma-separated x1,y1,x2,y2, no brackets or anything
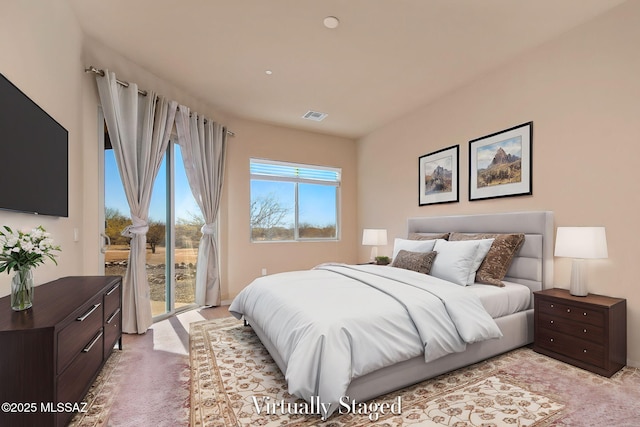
448,232,525,286
391,250,437,274
408,232,450,241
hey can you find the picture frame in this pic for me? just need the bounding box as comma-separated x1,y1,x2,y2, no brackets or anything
418,145,459,206
469,122,532,201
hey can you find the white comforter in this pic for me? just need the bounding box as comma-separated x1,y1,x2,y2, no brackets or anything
228,263,502,417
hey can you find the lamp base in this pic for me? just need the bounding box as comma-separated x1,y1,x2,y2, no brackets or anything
369,246,378,262
569,258,588,297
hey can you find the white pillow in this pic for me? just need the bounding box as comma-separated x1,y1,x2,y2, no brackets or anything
466,238,495,285
392,238,437,260
430,239,494,286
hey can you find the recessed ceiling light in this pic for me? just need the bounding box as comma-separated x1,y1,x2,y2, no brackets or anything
265,70,273,75
323,16,339,29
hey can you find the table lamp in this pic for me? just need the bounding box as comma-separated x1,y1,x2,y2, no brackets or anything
362,229,388,262
554,227,608,296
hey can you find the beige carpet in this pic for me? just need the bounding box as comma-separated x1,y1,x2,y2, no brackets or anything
190,318,567,426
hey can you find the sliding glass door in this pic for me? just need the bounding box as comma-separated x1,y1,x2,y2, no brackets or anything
102,122,200,318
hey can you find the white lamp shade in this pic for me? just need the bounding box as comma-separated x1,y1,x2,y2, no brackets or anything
555,227,608,259
362,229,388,246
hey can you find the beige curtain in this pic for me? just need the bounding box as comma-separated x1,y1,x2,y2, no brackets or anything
95,70,177,333
174,106,227,306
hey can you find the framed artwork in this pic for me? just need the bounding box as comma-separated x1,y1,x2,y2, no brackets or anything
418,145,459,206
469,122,532,201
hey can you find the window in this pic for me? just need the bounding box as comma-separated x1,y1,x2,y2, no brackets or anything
250,158,341,241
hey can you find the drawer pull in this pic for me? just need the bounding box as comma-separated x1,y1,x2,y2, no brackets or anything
567,308,571,313
106,308,121,324
550,320,554,324
550,338,554,342
583,312,587,316
550,304,554,308
583,349,587,353
77,303,101,321
106,284,120,296
584,329,588,333
83,330,103,353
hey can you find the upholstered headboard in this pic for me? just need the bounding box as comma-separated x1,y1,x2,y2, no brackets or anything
406,211,554,292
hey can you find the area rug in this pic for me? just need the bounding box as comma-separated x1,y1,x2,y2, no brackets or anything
190,318,579,426
68,349,124,427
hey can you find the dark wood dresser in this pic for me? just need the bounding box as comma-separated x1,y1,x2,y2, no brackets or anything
533,288,626,377
0,276,122,426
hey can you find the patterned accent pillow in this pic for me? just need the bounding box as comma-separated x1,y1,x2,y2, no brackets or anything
449,232,525,287
408,232,450,241
391,250,437,274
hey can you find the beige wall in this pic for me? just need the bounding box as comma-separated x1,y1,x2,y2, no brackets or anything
222,119,357,301
82,40,358,303
0,1,85,294
0,5,358,304
357,1,640,366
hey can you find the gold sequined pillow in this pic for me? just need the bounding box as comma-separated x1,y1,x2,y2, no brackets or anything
391,250,438,275
408,232,450,241
448,232,525,287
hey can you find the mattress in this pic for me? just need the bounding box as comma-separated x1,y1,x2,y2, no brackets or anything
469,281,532,318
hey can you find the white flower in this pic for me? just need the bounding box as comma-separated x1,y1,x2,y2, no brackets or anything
0,225,61,273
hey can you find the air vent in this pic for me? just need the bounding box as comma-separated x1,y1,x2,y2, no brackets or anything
302,110,328,122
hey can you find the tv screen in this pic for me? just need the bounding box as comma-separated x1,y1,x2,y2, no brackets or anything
0,73,68,217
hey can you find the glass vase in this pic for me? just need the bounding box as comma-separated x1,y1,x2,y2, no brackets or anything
11,268,34,311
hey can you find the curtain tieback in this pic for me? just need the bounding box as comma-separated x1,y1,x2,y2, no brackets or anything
121,217,149,238
201,223,216,235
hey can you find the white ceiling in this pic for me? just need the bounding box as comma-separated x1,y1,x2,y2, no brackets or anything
68,0,626,139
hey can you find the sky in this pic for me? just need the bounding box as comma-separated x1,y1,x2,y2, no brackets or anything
106,150,336,227
250,180,337,227
104,146,200,222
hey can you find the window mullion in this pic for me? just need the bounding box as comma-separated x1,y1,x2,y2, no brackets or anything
294,182,299,240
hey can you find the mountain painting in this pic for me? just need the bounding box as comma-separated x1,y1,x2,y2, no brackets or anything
476,137,522,188
424,157,453,195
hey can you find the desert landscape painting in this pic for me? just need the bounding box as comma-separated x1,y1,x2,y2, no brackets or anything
475,136,522,188
423,156,453,195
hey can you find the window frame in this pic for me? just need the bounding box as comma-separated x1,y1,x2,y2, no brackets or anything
249,158,341,242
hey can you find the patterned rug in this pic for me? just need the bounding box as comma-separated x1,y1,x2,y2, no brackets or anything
68,349,124,427
190,318,572,427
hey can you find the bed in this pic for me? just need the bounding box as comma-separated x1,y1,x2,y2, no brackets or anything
229,211,554,418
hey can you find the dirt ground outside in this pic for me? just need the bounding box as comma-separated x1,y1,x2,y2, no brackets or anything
105,245,198,316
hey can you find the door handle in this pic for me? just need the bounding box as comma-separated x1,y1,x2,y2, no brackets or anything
100,233,111,254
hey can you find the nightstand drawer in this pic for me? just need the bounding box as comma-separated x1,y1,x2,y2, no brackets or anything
534,288,626,377
538,312,604,344
537,329,605,368
537,299,604,327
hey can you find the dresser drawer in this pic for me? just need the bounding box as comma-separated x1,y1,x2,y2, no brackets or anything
104,307,121,356
538,312,604,344
537,328,605,368
104,281,121,322
537,298,604,327
57,296,103,373
56,328,103,426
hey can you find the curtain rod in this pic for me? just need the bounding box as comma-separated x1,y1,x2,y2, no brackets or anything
84,65,235,137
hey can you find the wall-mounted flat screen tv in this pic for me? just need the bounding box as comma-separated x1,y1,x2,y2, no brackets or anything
0,73,68,217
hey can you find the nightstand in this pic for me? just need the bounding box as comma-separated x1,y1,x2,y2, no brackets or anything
533,288,626,377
